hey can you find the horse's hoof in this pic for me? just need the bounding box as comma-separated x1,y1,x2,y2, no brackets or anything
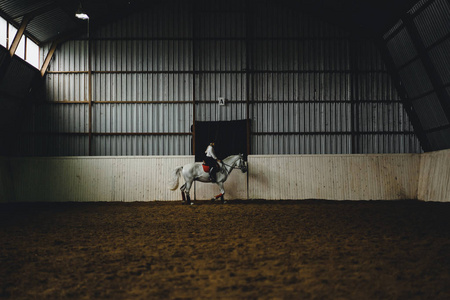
190,202,194,205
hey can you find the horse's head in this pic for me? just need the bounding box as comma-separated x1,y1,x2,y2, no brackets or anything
237,154,248,173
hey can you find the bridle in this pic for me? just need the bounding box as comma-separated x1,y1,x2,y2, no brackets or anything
220,156,247,174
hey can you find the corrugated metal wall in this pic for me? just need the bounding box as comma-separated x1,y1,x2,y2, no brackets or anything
383,0,450,151
12,0,422,156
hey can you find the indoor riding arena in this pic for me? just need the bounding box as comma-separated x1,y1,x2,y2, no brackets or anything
1,0,450,299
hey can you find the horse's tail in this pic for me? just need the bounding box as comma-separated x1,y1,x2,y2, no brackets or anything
168,166,183,191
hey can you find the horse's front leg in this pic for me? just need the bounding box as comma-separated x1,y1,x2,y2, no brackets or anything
214,182,225,204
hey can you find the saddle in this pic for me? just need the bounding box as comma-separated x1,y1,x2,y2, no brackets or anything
202,164,211,173
202,161,220,182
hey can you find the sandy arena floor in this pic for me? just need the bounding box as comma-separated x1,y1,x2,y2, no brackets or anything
1,200,450,299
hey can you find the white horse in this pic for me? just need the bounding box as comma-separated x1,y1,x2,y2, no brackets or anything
169,154,247,205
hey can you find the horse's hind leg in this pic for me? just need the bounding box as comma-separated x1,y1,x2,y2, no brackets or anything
184,181,193,205
186,194,191,205
180,184,186,204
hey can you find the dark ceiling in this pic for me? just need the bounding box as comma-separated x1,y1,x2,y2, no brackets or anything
0,0,419,45
292,0,419,34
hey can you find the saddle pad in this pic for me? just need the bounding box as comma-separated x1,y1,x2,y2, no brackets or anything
202,164,210,172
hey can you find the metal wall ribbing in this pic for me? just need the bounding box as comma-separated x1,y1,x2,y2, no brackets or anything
14,0,421,156
383,0,450,151
249,2,419,154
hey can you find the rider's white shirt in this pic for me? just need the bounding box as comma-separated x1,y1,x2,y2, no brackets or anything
205,145,217,160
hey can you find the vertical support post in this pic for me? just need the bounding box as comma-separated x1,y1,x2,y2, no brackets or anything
245,3,252,157
191,6,196,157
349,36,358,154
191,4,197,201
87,20,93,156
245,1,254,200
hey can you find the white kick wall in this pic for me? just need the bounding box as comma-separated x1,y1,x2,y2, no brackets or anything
418,150,450,202
1,150,449,203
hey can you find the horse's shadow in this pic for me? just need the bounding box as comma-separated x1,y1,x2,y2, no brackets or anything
247,166,269,189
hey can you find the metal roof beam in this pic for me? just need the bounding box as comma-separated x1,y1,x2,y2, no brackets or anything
10,3,55,20
9,14,31,56
40,41,58,77
39,24,90,76
376,37,430,152
4,3,56,47
8,3,55,55
402,13,450,129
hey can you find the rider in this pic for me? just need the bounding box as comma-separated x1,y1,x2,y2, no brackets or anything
204,142,220,182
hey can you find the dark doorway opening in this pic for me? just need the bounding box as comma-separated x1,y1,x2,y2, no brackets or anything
194,120,248,162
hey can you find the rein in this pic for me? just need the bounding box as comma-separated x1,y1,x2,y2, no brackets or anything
220,158,243,175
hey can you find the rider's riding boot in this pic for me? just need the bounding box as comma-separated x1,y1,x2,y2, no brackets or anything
209,167,216,182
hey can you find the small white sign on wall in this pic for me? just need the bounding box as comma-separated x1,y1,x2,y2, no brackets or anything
218,97,225,106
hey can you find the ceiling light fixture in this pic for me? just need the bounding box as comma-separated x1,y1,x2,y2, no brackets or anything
75,3,89,20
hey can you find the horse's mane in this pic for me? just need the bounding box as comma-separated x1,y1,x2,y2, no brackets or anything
222,154,241,164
